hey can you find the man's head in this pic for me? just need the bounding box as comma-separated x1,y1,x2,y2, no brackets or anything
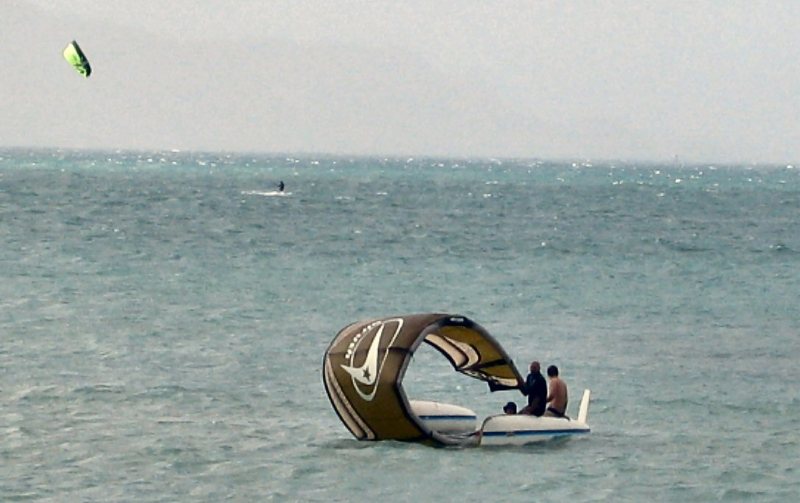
529,360,540,373
547,365,559,377
503,401,517,414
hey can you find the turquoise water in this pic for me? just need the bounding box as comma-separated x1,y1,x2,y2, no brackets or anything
1,149,799,501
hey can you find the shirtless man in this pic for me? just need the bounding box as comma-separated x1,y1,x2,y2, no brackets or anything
545,365,568,417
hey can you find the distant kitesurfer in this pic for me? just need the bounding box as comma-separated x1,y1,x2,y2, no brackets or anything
278,181,285,192
544,365,568,417
519,360,547,416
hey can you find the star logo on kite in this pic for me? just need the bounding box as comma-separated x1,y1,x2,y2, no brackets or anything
340,318,403,401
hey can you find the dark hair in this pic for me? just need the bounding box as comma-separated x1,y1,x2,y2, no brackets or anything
503,401,517,413
547,365,559,377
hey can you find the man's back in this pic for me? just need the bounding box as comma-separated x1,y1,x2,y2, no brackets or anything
548,376,568,414
525,371,547,416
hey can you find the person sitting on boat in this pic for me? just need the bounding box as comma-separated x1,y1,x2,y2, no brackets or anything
519,360,547,416
503,401,517,414
544,365,568,417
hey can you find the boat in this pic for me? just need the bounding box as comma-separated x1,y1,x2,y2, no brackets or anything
409,390,591,446
322,313,591,447
479,388,591,446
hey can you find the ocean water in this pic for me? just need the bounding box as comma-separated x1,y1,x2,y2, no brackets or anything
1,149,798,501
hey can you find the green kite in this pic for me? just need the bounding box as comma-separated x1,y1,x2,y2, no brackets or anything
63,40,91,77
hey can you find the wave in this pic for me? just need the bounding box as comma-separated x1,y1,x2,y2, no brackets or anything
72,383,126,394
655,237,712,253
241,190,291,197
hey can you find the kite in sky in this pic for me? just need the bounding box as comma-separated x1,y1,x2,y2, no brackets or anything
63,40,91,78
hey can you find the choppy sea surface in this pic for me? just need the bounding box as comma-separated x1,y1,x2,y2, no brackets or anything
1,149,798,501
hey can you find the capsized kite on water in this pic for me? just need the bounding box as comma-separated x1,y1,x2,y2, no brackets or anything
63,40,91,77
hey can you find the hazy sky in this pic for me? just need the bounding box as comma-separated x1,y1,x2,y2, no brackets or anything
4,0,799,163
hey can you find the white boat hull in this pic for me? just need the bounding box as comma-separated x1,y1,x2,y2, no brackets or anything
479,389,592,446
410,389,592,446
409,400,478,435
478,414,589,446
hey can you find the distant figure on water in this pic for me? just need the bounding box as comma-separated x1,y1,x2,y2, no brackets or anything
545,365,568,417
519,360,547,416
278,181,285,192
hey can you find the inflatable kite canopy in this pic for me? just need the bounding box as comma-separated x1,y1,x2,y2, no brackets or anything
63,40,91,77
323,314,525,446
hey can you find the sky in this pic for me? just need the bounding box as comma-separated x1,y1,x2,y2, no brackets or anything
3,0,799,163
